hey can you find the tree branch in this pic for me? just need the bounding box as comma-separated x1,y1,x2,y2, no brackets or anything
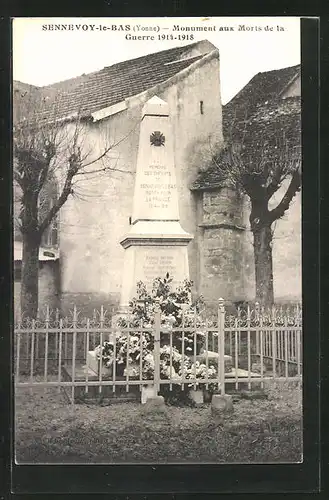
268,169,301,223
13,169,24,189
75,166,133,177
38,156,80,237
79,123,139,171
265,168,285,200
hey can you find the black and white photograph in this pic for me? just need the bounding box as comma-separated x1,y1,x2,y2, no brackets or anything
13,16,303,465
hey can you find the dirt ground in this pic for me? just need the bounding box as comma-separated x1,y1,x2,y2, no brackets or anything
14,380,303,464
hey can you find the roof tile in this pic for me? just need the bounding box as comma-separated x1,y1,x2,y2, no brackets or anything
222,64,300,134
31,41,214,121
191,65,301,191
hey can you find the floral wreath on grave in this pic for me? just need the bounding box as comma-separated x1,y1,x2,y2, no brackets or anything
94,274,218,384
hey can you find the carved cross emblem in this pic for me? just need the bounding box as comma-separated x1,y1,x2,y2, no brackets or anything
150,131,165,147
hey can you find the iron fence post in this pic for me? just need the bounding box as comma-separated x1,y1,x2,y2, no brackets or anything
218,298,225,395
154,299,161,395
255,301,260,355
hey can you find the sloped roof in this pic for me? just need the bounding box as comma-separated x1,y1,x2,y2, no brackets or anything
13,80,40,93
13,81,43,124
222,64,300,134
191,65,301,191
14,40,217,123
190,166,226,191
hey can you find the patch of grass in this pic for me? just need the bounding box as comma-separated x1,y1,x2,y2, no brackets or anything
15,380,302,464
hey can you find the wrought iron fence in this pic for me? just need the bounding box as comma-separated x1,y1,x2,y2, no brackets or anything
14,300,302,403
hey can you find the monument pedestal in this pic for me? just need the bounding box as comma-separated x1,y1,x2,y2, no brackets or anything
120,221,192,309
119,96,193,309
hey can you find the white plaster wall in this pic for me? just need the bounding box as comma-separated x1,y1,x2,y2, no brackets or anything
59,53,223,303
239,182,301,303
59,106,140,298
281,75,301,99
270,181,302,301
160,54,223,288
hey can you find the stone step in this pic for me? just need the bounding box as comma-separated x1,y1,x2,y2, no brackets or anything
62,361,263,404
62,363,140,403
195,350,233,373
227,389,268,401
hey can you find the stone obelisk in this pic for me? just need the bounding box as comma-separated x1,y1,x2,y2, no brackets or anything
119,96,193,311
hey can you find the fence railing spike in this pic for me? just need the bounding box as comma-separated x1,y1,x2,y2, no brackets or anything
296,302,300,322
247,303,251,321
46,305,50,322
154,297,161,312
271,304,276,323
14,301,302,402
73,305,78,323
218,297,225,310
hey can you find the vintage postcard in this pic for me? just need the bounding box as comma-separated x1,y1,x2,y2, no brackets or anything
13,16,304,469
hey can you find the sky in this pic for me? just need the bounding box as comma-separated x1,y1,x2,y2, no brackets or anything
12,17,301,105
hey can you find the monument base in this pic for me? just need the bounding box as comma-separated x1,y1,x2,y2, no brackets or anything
118,97,194,313
119,221,193,310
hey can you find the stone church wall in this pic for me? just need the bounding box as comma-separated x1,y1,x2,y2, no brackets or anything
271,182,301,302
272,75,301,301
197,188,248,306
58,53,223,312
56,58,301,311
195,181,301,306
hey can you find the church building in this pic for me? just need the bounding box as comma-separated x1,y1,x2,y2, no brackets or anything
13,40,301,316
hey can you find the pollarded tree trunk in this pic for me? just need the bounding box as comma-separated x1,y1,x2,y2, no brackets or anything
20,187,42,319
252,223,274,307
21,232,40,319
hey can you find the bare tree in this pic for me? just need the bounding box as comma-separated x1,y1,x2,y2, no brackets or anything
13,88,135,318
212,98,301,306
